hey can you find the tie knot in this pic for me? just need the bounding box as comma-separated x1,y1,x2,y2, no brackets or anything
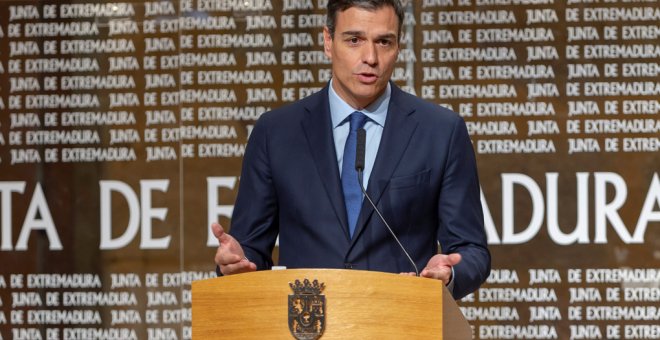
348,111,368,132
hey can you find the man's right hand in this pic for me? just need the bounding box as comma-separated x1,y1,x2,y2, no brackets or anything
212,222,257,275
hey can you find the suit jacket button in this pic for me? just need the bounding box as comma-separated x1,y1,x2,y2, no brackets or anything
344,263,353,269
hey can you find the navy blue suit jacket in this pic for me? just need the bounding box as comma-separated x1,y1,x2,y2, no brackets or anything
230,84,490,299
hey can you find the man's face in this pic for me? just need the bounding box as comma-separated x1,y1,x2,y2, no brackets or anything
323,6,400,109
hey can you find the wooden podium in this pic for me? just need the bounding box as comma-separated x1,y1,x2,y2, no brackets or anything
192,269,471,339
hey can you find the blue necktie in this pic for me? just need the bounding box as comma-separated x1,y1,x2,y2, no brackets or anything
342,112,368,238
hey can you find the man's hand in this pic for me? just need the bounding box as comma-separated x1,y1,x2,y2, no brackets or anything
212,223,257,275
420,253,461,285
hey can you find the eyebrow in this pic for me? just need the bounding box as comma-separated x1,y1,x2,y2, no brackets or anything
340,30,398,40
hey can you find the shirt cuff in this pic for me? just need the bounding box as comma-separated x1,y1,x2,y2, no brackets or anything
445,266,455,293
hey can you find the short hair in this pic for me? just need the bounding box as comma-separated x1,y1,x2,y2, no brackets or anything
326,0,405,40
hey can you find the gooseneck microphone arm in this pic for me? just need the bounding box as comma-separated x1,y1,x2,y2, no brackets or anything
355,129,419,277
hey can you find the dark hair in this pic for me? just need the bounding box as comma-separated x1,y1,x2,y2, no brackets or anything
326,0,405,40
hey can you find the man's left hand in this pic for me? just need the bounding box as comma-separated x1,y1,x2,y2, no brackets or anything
420,253,462,285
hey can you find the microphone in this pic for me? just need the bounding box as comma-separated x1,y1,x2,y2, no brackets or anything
355,128,419,276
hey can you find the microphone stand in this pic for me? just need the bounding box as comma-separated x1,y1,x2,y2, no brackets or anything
355,129,419,277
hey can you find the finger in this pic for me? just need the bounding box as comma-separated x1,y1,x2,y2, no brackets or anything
447,253,462,266
211,222,224,238
420,267,451,281
221,260,257,275
211,223,230,244
216,252,243,266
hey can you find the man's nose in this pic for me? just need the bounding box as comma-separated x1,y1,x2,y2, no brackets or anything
362,43,378,66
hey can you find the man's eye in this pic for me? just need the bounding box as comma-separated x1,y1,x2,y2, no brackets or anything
349,37,359,44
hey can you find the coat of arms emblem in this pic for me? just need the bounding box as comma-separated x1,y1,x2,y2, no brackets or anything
288,279,326,340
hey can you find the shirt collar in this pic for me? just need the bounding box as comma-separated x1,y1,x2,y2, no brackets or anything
329,79,390,128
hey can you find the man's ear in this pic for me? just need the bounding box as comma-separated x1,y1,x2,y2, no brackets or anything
323,26,333,59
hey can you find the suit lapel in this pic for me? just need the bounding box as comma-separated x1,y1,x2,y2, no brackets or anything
301,88,351,241
350,86,418,243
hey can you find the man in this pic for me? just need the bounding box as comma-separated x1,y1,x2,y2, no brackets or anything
213,0,490,299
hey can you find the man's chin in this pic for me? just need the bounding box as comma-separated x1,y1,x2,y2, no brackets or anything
352,93,383,108
356,86,385,99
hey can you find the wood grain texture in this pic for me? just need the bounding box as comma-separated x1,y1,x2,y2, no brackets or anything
192,269,468,339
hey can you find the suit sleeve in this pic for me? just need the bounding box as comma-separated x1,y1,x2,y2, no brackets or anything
437,116,491,300
228,116,280,270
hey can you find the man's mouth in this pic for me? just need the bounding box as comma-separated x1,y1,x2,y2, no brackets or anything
356,72,378,83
